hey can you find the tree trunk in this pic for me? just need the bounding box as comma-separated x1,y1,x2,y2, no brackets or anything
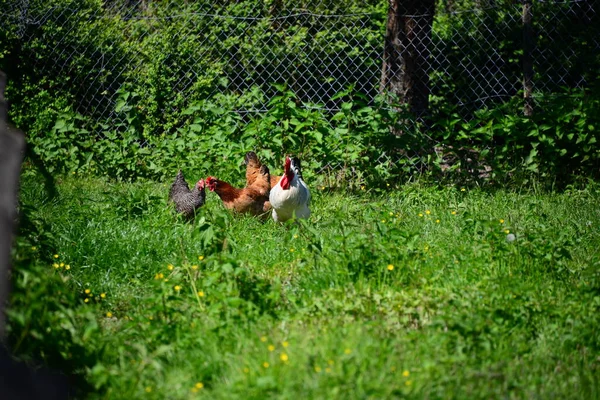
380,0,435,118
522,0,534,116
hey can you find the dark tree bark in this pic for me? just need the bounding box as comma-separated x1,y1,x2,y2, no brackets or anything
522,0,534,116
380,0,435,118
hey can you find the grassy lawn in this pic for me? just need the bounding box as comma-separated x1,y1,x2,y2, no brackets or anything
8,169,600,399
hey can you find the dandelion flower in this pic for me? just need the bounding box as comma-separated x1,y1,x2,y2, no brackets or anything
263,362,269,368
387,183,390,187
405,380,412,386
85,289,91,294
418,213,424,217
65,265,71,270
59,263,64,267
268,345,275,352
460,188,466,192
435,219,440,223
361,186,365,191
504,229,510,234
387,264,394,271
506,233,516,242
53,263,59,269
425,210,431,215
315,366,322,372
280,353,289,362
191,265,198,270
84,298,89,303
174,285,181,291
198,255,204,261
325,367,332,373
195,382,204,389
290,248,294,252
402,370,410,377
53,254,59,259
31,246,37,251
344,348,352,355
293,234,299,239
381,219,386,223
260,336,267,342
145,387,152,393
106,312,113,318
100,293,106,298
167,264,174,271
389,212,394,216
328,360,334,366
499,219,505,224
451,211,457,215
282,341,289,348
198,291,205,297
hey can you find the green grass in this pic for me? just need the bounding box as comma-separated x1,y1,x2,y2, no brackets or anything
8,169,600,399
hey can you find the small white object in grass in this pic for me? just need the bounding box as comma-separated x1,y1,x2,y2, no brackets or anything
506,233,516,242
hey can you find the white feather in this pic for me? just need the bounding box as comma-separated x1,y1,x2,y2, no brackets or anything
269,171,311,222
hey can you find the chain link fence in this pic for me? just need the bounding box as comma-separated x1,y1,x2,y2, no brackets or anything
1,0,598,177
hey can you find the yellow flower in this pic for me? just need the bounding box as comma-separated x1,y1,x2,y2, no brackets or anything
85,289,91,294
65,265,71,270
504,229,510,234
460,188,466,192
344,348,352,355
325,367,332,373
268,345,275,352
499,219,505,224
31,246,37,251
191,265,198,270
106,312,113,318
361,186,365,191
451,211,457,215
315,366,322,372
53,254,59,259
386,183,390,187
402,370,410,377
435,219,440,223
53,263,59,269
389,212,394,216
194,382,204,389
418,213,424,217
167,264,174,271
425,210,431,215
100,293,106,298
174,285,181,291
59,263,64,267
280,353,288,362
260,336,267,342
282,341,289,348
84,298,89,303
191,388,198,393
198,291,205,297
327,359,334,366
290,248,294,252
293,234,299,239
198,255,204,261
243,367,249,374
263,362,269,368
381,219,386,223
405,380,412,386
145,386,152,393
387,264,394,271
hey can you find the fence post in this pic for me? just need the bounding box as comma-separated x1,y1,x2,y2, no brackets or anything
522,0,534,116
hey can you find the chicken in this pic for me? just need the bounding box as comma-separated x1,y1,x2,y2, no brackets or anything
205,163,271,216
269,156,311,222
168,170,206,220
244,151,280,189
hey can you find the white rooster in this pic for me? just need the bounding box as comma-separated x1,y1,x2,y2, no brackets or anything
269,156,311,222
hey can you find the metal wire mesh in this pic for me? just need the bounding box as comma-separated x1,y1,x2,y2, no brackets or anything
2,0,599,177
